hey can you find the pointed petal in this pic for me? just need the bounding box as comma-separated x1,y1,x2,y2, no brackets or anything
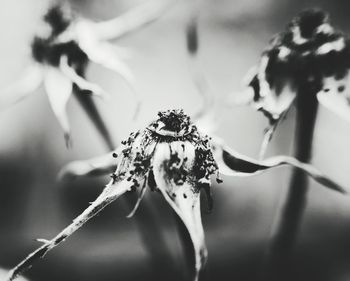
79,40,141,119
317,76,350,123
212,138,346,193
44,67,73,146
152,142,207,281
58,148,121,181
59,56,110,100
126,178,148,218
0,64,43,110
80,40,134,84
5,179,132,281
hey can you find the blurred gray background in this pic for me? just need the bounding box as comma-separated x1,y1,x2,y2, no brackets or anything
0,0,350,280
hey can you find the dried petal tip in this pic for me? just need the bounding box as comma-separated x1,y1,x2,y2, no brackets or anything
238,8,350,153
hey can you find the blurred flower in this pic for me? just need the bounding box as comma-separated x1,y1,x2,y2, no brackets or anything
0,268,28,281
231,9,350,157
6,109,345,281
0,1,173,147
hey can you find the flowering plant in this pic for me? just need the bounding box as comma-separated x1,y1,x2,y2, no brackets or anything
5,109,344,281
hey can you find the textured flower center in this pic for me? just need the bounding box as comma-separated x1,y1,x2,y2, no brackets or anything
147,109,195,138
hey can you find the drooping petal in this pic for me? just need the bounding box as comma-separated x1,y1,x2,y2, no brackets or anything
317,75,350,123
58,148,121,181
77,37,141,119
78,37,134,84
44,66,73,147
152,142,207,281
0,64,43,110
59,56,110,100
211,138,346,193
5,179,133,281
126,178,148,218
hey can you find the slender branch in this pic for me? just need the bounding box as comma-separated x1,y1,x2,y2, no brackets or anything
5,179,131,281
261,86,319,281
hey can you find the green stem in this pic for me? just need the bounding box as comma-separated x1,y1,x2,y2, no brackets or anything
261,87,318,281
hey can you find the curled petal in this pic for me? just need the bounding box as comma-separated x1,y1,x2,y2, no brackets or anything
59,56,110,100
5,179,132,281
58,148,121,181
44,67,73,147
0,64,43,109
247,56,297,121
153,142,207,281
317,76,350,123
212,138,346,193
78,39,141,119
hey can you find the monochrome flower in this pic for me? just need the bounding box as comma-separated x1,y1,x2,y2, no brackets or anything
232,9,350,156
6,109,345,281
0,1,172,147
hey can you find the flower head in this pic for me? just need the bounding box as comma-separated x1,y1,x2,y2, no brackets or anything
1,1,172,147
233,9,350,156
6,109,345,281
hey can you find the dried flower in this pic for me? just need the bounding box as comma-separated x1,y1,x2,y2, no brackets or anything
6,109,345,281
0,1,172,146
232,9,350,156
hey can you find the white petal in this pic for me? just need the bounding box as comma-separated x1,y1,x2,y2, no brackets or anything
78,38,141,119
256,82,296,120
79,39,134,84
58,147,121,181
211,137,345,193
44,67,73,146
152,142,207,281
59,56,110,100
5,178,132,281
317,76,350,123
0,64,43,109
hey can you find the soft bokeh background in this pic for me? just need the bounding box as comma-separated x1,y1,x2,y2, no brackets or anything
0,0,350,280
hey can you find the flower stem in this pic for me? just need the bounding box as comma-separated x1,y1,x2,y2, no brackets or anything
74,91,177,278
261,86,319,281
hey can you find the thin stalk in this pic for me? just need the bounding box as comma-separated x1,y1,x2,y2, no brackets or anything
74,89,116,151
176,2,206,280
74,90,176,278
261,86,319,281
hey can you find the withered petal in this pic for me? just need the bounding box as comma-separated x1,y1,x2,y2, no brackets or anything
212,138,346,193
44,66,73,147
5,179,133,281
